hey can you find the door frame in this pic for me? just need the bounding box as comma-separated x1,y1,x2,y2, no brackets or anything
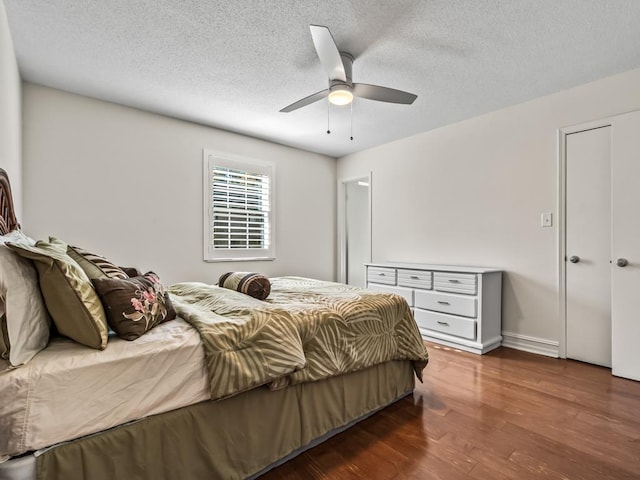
558,118,612,359
337,172,372,284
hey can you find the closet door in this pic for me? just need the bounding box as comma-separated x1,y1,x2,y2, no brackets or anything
611,110,640,381
565,126,612,367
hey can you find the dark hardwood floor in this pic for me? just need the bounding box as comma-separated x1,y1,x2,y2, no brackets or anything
260,343,640,479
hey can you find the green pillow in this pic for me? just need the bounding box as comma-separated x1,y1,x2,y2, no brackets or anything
7,237,108,349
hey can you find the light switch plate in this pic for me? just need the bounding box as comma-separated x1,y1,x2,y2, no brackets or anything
541,212,552,227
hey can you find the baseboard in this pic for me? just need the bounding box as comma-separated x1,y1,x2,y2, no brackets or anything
501,332,559,358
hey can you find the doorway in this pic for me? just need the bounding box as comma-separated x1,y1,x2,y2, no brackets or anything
339,175,371,287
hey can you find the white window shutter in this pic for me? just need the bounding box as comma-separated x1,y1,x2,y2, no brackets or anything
203,150,275,261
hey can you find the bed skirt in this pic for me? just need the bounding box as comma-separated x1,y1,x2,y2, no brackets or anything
1,360,415,480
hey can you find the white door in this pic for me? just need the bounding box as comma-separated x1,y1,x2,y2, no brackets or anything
344,178,370,287
565,126,612,367
611,111,640,381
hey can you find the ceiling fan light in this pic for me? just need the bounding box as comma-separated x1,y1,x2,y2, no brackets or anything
328,86,353,106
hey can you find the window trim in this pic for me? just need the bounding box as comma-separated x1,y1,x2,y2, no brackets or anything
203,150,275,262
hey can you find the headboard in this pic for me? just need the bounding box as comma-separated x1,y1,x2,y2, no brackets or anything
0,168,20,235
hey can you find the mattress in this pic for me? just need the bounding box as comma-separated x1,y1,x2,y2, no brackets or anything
0,318,209,461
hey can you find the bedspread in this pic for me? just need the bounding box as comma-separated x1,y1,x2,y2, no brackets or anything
168,277,429,400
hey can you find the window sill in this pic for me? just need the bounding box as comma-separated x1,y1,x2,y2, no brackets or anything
204,257,275,263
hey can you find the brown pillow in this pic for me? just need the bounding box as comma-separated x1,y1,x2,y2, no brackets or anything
120,266,142,278
67,245,128,280
218,272,271,300
93,272,176,341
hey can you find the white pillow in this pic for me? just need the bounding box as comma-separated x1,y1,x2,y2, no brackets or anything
0,230,50,366
1,229,36,246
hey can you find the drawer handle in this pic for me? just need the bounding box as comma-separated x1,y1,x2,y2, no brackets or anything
437,321,450,327
410,275,419,279
448,279,460,283
437,301,450,305
378,273,386,276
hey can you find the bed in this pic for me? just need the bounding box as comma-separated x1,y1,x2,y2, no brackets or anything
0,168,429,480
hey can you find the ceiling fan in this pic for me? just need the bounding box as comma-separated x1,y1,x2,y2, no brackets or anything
280,25,417,113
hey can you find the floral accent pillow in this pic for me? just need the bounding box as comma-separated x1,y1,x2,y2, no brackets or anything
92,272,176,341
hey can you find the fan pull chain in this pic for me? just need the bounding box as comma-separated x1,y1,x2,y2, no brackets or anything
326,101,331,134
350,101,354,141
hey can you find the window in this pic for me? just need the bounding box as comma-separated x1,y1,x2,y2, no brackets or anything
203,150,275,261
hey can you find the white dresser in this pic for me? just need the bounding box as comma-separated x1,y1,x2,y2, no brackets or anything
365,262,502,354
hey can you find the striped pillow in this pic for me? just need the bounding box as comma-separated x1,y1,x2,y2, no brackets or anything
67,244,128,280
218,272,271,300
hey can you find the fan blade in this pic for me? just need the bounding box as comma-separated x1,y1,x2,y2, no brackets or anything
353,83,417,104
280,89,329,113
310,25,346,82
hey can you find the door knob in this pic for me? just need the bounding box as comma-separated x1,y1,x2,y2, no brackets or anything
569,256,580,263
616,258,629,267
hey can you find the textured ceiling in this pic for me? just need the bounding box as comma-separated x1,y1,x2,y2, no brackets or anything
4,0,640,158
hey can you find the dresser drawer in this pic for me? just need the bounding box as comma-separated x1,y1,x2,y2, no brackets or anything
398,269,432,290
414,290,477,318
367,267,396,285
433,272,477,295
367,284,414,307
414,309,476,340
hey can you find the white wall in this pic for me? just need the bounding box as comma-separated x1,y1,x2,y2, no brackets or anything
337,68,640,351
22,84,336,284
0,1,21,216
